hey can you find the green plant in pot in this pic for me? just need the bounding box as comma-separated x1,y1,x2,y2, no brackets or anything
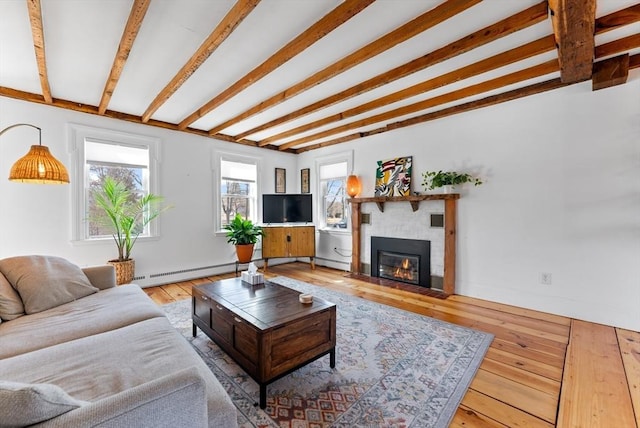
223,214,263,263
92,176,171,284
422,170,483,193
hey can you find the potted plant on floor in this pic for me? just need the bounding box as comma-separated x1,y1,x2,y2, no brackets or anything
422,170,483,193
92,176,171,284
223,214,263,263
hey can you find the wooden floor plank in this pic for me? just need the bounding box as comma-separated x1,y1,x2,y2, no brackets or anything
449,294,571,327
480,357,560,396
557,320,636,428
161,283,191,301
470,369,558,423
452,405,508,427
143,287,174,305
617,328,640,427
491,336,566,368
484,346,564,382
460,389,554,428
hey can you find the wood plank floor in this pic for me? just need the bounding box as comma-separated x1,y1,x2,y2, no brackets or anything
144,262,639,427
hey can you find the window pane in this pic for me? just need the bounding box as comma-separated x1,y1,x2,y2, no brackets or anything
323,178,346,228
320,161,347,179
220,178,253,226
218,158,258,228
86,139,149,167
87,163,148,238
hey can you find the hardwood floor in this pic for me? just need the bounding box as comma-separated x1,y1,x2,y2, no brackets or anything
144,262,640,427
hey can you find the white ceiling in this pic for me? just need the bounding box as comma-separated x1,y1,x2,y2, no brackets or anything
1,0,639,152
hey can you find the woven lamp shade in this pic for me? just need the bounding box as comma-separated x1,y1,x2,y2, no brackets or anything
9,145,70,184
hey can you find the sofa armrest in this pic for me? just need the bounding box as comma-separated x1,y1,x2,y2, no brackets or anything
34,367,208,428
82,265,116,290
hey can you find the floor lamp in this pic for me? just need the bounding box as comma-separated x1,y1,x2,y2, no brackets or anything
0,123,69,184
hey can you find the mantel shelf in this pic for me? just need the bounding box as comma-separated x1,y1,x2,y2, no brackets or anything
348,194,460,212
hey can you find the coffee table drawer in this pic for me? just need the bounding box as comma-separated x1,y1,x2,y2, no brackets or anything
270,309,334,369
211,304,233,345
192,289,211,326
234,319,258,364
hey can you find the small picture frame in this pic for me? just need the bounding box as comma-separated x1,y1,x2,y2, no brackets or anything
275,168,286,193
301,168,310,193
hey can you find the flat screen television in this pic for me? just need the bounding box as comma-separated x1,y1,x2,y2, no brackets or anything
262,194,313,224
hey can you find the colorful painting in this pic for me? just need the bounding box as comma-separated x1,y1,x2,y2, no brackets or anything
374,156,412,196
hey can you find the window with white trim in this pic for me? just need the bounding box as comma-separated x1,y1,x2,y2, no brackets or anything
70,124,160,242
317,153,352,230
217,155,259,229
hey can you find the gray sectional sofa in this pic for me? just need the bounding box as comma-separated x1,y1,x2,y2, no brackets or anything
0,255,237,428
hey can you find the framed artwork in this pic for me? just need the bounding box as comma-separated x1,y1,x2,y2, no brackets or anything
275,168,286,193
301,168,310,193
374,156,412,196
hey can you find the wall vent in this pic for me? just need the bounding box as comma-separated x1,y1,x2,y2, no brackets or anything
133,275,146,281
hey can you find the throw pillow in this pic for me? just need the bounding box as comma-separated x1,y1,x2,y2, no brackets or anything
0,273,25,321
0,256,99,314
0,380,88,426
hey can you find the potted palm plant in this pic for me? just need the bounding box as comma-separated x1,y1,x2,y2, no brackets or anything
422,170,483,193
92,177,170,284
223,214,263,263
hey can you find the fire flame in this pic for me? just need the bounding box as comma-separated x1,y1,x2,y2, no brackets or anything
393,258,414,281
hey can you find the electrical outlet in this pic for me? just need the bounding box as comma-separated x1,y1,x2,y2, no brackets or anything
540,272,552,285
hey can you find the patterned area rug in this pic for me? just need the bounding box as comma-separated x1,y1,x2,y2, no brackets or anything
163,276,493,428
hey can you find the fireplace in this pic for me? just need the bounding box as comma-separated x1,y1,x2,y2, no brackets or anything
371,236,431,288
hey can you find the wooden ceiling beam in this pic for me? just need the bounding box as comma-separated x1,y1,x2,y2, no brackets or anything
208,0,482,135
26,0,52,104
592,54,629,91
177,0,375,130
295,78,570,153
0,86,290,152
279,60,559,150
98,0,151,115
244,1,549,144
548,0,596,83
595,4,640,35
595,33,640,59
269,35,556,147
141,0,260,122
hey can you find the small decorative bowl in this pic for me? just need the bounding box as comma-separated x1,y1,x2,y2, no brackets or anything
299,294,313,304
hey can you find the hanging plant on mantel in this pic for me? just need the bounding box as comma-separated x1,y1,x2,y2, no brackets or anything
422,170,483,193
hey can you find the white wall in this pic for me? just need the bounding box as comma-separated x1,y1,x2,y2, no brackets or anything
2,74,639,331
0,97,297,286
299,77,640,331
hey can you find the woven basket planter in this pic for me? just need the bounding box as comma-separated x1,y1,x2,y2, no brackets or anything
108,259,135,285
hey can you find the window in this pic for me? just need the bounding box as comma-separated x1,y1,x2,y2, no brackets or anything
316,151,353,230
217,154,259,229
70,124,159,242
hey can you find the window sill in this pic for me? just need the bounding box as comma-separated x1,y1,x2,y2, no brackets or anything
71,235,160,246
318,227,351,235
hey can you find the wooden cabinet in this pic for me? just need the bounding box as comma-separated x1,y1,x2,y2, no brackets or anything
262,225,315,271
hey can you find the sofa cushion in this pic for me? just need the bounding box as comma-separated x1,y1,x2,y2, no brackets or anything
0,380,87,427
0,256,98,314
0,284,165,359
0,273,24,321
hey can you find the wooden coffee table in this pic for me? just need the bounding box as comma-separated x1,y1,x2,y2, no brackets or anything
192,277,336,408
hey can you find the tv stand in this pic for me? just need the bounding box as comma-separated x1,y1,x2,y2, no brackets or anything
262,225,315,272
